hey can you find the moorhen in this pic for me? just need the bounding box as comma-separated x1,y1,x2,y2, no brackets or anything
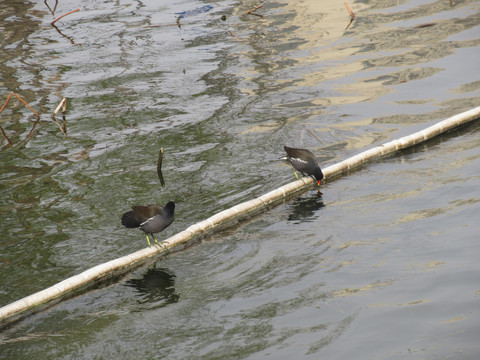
283,146,324,186
121,201,175,246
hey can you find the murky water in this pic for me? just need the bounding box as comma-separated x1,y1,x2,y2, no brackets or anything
1,0,479,358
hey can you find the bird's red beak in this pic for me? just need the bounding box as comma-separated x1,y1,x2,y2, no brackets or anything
317,180,322,186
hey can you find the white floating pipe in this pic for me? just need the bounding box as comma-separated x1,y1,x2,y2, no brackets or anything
1,105,479,328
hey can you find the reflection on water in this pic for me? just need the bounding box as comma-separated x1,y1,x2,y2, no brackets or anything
288,193,325,222
124,265,179,306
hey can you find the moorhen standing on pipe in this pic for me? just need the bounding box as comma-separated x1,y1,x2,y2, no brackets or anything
283,146,324,186
121,201,175,246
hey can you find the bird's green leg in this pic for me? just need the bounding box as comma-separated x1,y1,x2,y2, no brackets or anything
294,170,299,179
153,235,158,244
146,234,151,246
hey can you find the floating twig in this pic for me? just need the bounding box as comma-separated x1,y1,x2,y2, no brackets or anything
247,12,263,19
52,97,67,117
176,15,182,29
0,92,12,114
344,2,355,19
0,92,41,148
44,0,58,15
245,4,264,15
344,2,355,30
0,127,12,148
0,92,40,119
157,147,166,187
51,23,77,45
345,18,354,30
51,98,67,137
51,8,80,25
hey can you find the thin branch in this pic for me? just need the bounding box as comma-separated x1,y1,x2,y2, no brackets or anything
345,18,354,30
51,98,68,137
52,97,67,117
247,12,263,19
0,92,13,114
157,147,166,187
0,92,42,147
51,8,80,25
1,92,40,118
245,4,264,15
344,2,355,19
44,0,58,15
12,93,40,118
0,126,13,147
51,23,76,44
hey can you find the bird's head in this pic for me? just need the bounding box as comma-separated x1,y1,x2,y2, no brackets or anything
314,168,324,185
165,201,175,213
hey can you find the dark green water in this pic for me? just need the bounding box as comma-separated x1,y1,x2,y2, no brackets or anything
1,0,479,358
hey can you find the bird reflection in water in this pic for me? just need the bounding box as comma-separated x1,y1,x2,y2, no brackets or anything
288,194,325,223
124,265,179,306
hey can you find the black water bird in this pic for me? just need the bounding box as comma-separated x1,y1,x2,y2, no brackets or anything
283,146,324,185
121,201,175,246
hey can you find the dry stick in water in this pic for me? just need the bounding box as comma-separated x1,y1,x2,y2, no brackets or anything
52,97,67,117
51,23,77,45
51,98,67,136
157,147,166,187
44,0,58,15
344,2,355,19
1,92,40,118
0,93,17,146
344,2,355,30
0,127,12,147
0,92,41,147
245,4,264,14
51,8,80,25
247,12,264,19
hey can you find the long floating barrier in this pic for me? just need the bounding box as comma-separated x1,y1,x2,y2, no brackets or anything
1,106,479,328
